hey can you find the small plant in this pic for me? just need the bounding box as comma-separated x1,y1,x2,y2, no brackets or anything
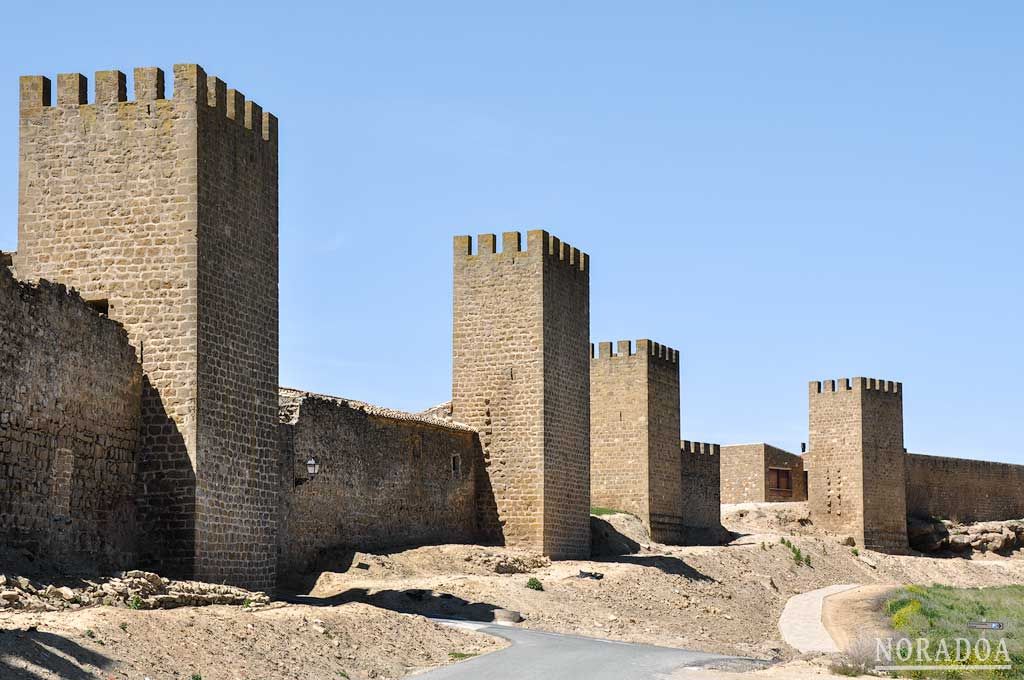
803,554,812,567
119,622,128,632
851,547,859,557
190,674,203,680
242,597,252,609
526,577,544,591
337,672,350,679
128,595,144,610
792,548,803,564
449,651,478,661
84,629,95,639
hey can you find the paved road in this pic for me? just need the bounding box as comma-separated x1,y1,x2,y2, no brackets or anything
421,619,765,679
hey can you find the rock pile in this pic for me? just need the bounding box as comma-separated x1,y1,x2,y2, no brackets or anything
0,570,270,612
908,517,1024,555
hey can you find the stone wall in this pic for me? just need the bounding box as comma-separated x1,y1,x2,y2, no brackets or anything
277,389,482,575
720,444,765,504
905,453,1024,524
807,378,907,552
679,441,722,542
590,340,683,543
721,444,807,503
763,444,807,502
14,65,279,589
452,231,591,559
0,265,141,570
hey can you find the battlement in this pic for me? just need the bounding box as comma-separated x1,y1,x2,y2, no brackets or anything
681,441,720,456
19,65,277,142
590,339,679,364
453,230,588,273
809,377,902,396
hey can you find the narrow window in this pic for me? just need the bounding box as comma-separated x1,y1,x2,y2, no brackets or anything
86,299,109,316
451,454,462,479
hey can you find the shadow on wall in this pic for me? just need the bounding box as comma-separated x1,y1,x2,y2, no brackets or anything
0,629,111,680
135,377,196,580
283,587,505,623
474,434,503,547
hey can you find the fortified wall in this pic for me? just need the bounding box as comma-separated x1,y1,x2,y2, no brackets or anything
590,339,684,543
0,263,142,570
14,65,279,589
276,389,483,575
905,453,1024,524
452,232,591,559
679,441,724,543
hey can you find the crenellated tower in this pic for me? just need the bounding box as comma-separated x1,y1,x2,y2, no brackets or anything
807,377,907,552
679,440,723,542
452,231,591,559
590,339,684,543
14,65,279,588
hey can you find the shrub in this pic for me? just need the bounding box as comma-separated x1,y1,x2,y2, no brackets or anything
526,577,544,591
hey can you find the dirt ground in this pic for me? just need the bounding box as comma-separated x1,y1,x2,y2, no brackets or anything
2,503,1022,679
0,601,504,679
303,506,1024,662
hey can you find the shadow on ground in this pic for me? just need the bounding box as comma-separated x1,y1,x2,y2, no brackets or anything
0,628,111,680
281,587,504,622
595,554,716,581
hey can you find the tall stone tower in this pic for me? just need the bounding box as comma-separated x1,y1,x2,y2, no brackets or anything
590,339,684,543
14,65,279,589
807,377,907,553
452,231,591,559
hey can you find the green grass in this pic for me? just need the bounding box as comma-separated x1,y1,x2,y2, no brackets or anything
449,652,478,661
590,507,623,516
882,585,1024,678
526,577,544,591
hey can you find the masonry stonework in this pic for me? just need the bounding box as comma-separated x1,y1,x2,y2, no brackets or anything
679,441,723,543
14,65,279,589
276,390,482,577
452,231,591,559
807,378,907,552
905,453,1024,524
0,264,142,570
590,340,684,543
720,443,807,504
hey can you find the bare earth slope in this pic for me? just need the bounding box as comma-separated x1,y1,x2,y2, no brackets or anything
0,602,503,679
306,507,1024,662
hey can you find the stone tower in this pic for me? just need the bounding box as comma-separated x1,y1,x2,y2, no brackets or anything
452,231,591,559
590,339,684,543
807,377,907,553
14,65,279,589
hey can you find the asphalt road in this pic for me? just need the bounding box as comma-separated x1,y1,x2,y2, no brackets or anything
421,619,766,679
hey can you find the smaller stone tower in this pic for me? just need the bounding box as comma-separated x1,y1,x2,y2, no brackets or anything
452,231,591,559
590,339,684,543
807,377,907,552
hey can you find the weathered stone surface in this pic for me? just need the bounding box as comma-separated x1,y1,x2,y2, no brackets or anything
806,378,908,552
14,65,280,590
590,340,696,544
451,232,591,559
0,570,268,612
277,389,483,575
720,444,807,504
0,265,141,571
909,516,1024,555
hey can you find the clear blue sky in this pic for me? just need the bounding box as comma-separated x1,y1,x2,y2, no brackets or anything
2,3,1020,463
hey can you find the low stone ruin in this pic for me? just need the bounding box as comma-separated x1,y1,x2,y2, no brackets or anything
0,570,270,612
908,517,1024,555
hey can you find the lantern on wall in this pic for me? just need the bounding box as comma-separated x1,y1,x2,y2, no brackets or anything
306,456,320,479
